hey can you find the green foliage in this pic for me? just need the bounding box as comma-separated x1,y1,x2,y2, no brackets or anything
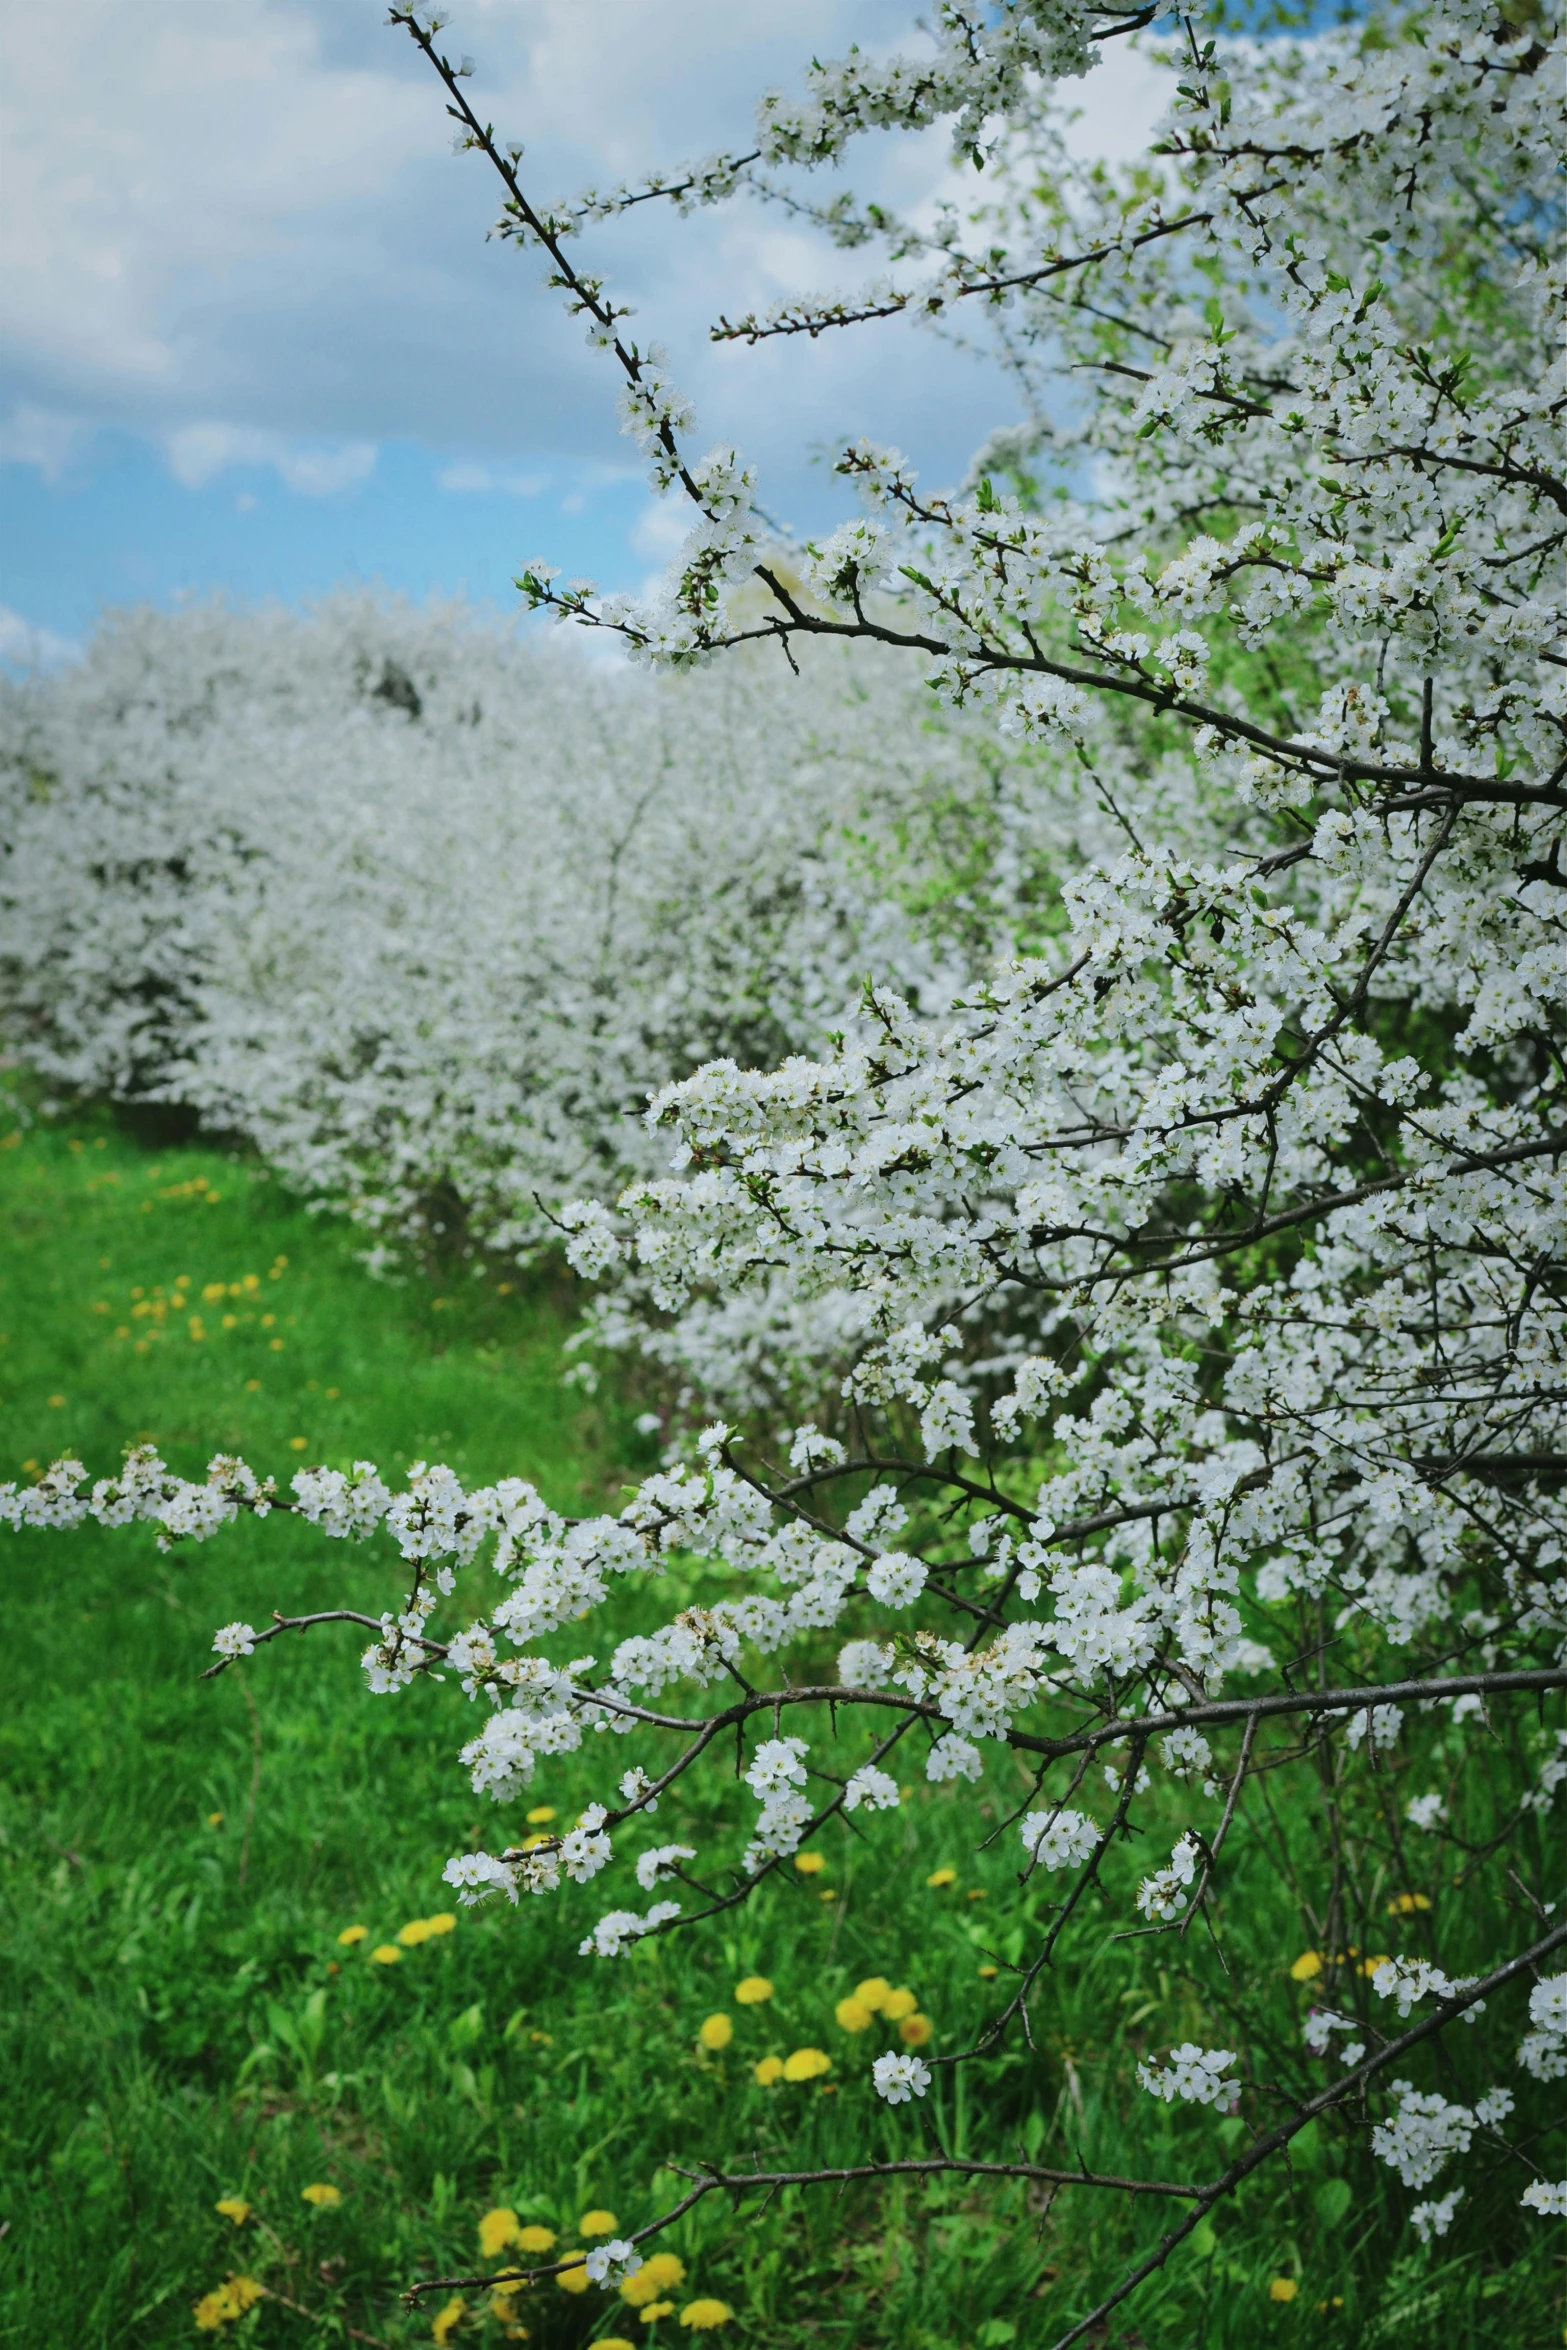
0,1099,1557,2347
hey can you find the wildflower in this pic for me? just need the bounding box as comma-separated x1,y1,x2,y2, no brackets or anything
595,2340,638,2349
898,2012,934,2047
214,2197,250,2226
978,1965,999,1980
1268,2277,1297,2302
193,2276,266,2331
926,1868,957,1888
557,2253,591,2293
581,2209,619,2236
526,1805,557,1824
370,1943,402,1965
733,1976,772,2004
781,2046,831,2081
207,1811,224,1828
336,1924,369,1947
698,2013,733,2050
478,2208,520,2257
1386,1893,1432,1916
301,2182,341,2207
641,2308,677,2325
426,1912,457,1935
679,2301,734,2331
835,1996,873,2033
854,1977,893,2012
515,2223,556,2252
873,2052,931,2104
1289,1952,1323,1982
793,1851,826,1876
432,2298,466,2345
753,2056,784,2085
398,1917,434,1946
622,2252,687,2306
881,1988,918,2022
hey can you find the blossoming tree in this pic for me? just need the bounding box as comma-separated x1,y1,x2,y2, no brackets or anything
7,2,1563,2340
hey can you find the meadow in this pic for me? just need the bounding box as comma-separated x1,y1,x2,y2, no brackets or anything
0,1091,1554,2349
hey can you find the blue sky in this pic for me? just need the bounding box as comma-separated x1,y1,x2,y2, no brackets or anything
0,1,1172,662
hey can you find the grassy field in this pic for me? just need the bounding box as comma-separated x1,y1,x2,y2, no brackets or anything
0,1092,1557,2350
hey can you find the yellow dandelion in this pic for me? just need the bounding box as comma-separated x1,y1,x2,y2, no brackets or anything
881,1988,918,2022
781,2046,831,2082
679,2300,733,2331
834,1996,873,2033
595,2340,638,2349
557,2254,591,2294
337,1924,369,1947
526,1805,557,1824
478,2208,521,2258
925,1867,957,1888
432,2297,466,2346
398,1918,434,1947
1387,1892,1432,1916
853,1977,892,2012
640,2309,676,2327
426,1912,457,1936
214,2197,251,2226
698,2013,733,2051
207,1812,225,1829
1357,1954,1391,1977
753,2056,785,2086
580,2208,619,2237
370,1943,402,1966
516,2224,557,2253
898,2012,934,2047
1268,2277,1298,2302
978,1964,999,1980
733,1976,773,2004
621,2252,687,2306
792,1851,826,1875
193,2290,230,2332
301,2182,341,2208
289,1437,308,1452
967,1888,987,1902
1289,1951,1322,1982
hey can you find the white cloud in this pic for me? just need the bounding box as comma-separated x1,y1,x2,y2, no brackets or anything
164,421,377,496
0,606,82,668
438,463,550,498
630,497,694,562
0,403,90,480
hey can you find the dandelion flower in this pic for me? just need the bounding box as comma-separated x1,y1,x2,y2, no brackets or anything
753,2056,785,2085
978,1965,999,1980
516,2224,557,2253
595,2340,638,2349
881,1988,918,2022
793,1852,826,1876
679,2301,734,2331
557,2253,591,2294
478,2208,520,2258
337,1924,368,1947
622,2252,687,2306
733,1976,773,2004
370,1944,402,1965
1386,1892,1432,1916
301,2182,341,2208
580,2209,619,2237
926,1868,957,1888
1268,2278,1298,2302
854,1977,893,2012
1289,1951,1322,1982
782,2046,831,2082
214,2197,251,2226
835,1997,873,2033
207,1811,225,1828
432,2297,466,2345
898,2013,934,2047
426,1912,457,1936
698,2014,733,2051
640,2308,676,2326
398,1918,433,1947
193,2277,265,2331
526,1805,557,1824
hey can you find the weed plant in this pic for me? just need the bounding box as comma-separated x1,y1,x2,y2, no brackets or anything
0,1097,1554,2347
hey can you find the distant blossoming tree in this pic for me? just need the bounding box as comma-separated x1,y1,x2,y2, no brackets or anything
8,4,1563,2342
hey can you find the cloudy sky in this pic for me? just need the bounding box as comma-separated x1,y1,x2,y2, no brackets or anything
0,1,1171,660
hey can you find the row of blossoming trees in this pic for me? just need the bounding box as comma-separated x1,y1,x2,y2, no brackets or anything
4,3,1563,2341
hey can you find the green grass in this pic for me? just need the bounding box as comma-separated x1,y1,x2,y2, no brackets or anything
0,1095,1559,2350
